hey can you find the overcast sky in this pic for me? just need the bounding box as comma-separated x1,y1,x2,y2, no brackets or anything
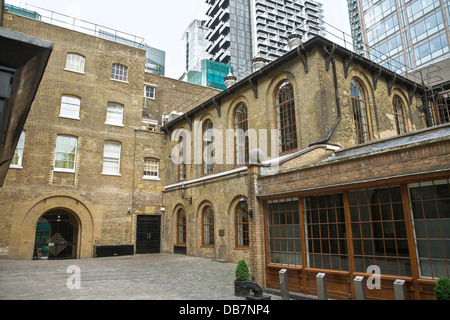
6,0,351,79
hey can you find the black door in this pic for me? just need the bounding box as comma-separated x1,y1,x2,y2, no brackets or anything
136,215,161,254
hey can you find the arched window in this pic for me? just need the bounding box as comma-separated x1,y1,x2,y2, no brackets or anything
203,120,214,175
236,202,249,248
177,209,186,245
202,206,214,246
275,81,298,153
178,135,187,181
65,53,85,73
234,103,249,166
393,95,407,135
351,78,372,144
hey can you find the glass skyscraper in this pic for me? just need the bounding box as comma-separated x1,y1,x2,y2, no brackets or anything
347,0,450,74
205,0,325,79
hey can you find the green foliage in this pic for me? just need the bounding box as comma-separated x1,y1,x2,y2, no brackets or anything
434,277,450,300
235,260,250,281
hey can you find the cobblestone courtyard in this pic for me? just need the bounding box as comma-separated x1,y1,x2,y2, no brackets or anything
0,253,280,300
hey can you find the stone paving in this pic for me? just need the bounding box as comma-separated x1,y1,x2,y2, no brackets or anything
0,253,280,300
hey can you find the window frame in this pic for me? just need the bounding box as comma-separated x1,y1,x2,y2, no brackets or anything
393,95,408,135
350,78,373,144
111,63,128,83
408,179,450,279
105,102,124,127
234,103,249,167
235,203,250,249
178,135,187,182
10,130,25,168
102,140,122,176
64,53,86,74
177,208,187,246
59,95,81,120
54,135,78,173
202,119,214,176
143,157,160,180
202,206,215,247
274,80,298,154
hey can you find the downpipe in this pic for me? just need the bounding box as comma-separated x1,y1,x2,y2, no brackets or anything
308,46,342,147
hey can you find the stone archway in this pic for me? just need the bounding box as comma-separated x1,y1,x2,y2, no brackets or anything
15,196,94,260
33,209,78,260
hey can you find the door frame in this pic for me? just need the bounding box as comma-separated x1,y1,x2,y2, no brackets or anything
135,215,161,254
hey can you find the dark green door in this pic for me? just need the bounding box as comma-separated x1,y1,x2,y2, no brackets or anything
136,215,161,254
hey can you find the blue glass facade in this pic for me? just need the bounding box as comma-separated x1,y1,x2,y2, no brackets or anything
187,59,233,90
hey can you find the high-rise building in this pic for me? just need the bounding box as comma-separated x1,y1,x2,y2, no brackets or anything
183,19,209,72
205,0,325,79
347,0,450,74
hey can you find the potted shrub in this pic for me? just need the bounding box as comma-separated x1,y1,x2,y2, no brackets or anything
235,259,251,296
434,277,450,300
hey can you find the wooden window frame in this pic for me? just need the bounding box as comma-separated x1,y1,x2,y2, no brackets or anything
304,193,349,271
235,203,250,249
202,206,215,247
111,63,128,83
351,78,373,144
234,103,249,167
177,208,187,246
65,53,85,74
102,140,121,176
60,95,81,120
274,81,298,154
266,198,302,267
10,130,25,168
54,135,78,173
143,158,159,180
202,119,214,176
408,179,450,279
393,95,407,135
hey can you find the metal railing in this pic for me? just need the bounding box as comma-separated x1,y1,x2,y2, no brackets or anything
15,3,145,48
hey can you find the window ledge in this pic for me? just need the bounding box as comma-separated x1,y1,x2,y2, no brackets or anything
101,172,122,177
105,122,124,127
9,165,23,169
110,79,129,84
64,68,85,75
59,115,80,120
143,176,160,181
54,168,76,173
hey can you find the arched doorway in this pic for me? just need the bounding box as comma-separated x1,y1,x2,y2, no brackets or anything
33,209,78,260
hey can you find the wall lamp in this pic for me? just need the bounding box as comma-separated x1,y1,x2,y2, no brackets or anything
180,184,192,205
239,195,253,219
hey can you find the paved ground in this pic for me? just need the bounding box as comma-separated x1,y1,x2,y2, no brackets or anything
0,253,280,300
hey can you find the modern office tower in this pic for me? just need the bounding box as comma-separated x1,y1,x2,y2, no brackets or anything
183,19,210,72
205,0,325,79
182,19,234,89
347,0,450,74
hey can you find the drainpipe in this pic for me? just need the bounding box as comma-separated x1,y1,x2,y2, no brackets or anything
308,46,342,147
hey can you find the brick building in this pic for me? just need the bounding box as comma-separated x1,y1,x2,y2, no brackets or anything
0,12,218,260
1,9,450,300
160,36,450,300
